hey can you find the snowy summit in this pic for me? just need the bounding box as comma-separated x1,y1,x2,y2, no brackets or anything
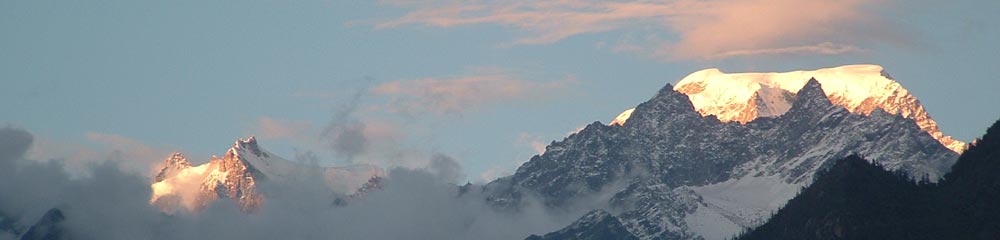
672,64,966,153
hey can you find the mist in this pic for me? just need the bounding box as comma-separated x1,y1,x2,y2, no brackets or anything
0,126,591,240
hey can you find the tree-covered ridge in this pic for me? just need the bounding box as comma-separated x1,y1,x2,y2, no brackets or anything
739,118,1000,240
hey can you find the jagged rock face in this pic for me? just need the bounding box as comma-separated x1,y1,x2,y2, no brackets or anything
154,152,192,182
526,210,640,240
490,79,958,240
350,176,383,198
150,138,266,212
200,145,265,212
1,210,24,238
19,208,66,240
150,137,383,213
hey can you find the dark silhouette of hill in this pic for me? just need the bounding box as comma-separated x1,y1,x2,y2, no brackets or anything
739,118,1000,240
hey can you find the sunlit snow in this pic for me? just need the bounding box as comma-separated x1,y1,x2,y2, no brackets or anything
673,64,966,153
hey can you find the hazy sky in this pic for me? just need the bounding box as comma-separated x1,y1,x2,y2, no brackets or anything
2,0,998,183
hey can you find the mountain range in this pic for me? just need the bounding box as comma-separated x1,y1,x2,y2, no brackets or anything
486,65,962,239
4,64,984,240
144,64,970,239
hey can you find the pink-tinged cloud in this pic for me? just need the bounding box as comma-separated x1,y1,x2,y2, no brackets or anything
371,69,576,115
709,42,866,59
29,132,168,177
516,132,548,155
85,132,168,174
255,117,313,140
28,138,101,172
376,0,893,59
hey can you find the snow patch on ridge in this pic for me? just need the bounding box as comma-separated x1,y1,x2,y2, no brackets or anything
150,163,211,210
686,175,804,239
683,204,741,240
610,108,636,126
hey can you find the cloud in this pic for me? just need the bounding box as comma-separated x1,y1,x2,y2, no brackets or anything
0,127,165,239
376,0,895,59
709,42,866,59
263,88,413,167
25,131,168,177
260,115,405,167
478,132,553,183
258,69,574,170
372,68,576,115
255,117,313,140
0,126,32,170
425,153,466,184
85,132,168,174
479,167,510,183
517,132,548,155
321,88,371,163
253,89,445,170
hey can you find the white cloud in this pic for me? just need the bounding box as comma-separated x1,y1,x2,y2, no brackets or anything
255,117,313,141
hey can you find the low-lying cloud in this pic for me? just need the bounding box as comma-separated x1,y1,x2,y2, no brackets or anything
24,131,168,178
85,132,169,175
321,87,370,163
0,126,597,239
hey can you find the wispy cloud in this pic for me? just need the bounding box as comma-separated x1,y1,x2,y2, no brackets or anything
371,68,576,115
28,132,168,177
709,42,866,59
516,132,548,155
375,0,893,59
87,132,170,177
479,166,511,183
252,115,410,167
253,68,574,168
255,117,313,141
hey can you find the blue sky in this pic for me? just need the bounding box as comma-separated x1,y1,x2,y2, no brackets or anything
2,0,998,183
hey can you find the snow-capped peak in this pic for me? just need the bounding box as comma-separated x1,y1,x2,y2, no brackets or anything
234,136,258,150
165,152,190,166
151,136,385,213
236,136,257,147
673,64,966,153
229,135,269,159
154,152,192,182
